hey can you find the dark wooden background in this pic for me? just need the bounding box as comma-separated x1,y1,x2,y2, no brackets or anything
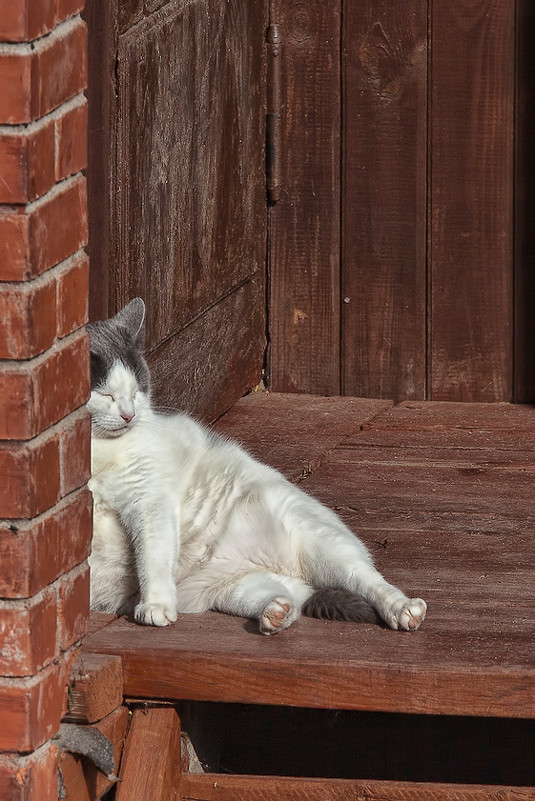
86,0,535,416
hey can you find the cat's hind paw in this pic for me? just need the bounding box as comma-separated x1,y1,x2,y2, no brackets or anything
134,601,177,627
259,597,299,635
390,597,427,631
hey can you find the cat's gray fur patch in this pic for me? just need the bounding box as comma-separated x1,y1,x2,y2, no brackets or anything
87,298,150,393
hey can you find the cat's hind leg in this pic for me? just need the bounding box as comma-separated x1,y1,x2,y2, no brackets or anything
213,570,314,635
299,523,427,631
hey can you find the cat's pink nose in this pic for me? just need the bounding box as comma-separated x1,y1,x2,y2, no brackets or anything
121,410,134,423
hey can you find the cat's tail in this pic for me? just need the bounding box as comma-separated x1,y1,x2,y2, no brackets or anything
302,588,384,626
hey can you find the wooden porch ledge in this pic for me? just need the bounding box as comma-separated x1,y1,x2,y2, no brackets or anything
83,394,535,720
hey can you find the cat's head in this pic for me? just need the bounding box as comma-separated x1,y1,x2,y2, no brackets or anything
86,298,151,437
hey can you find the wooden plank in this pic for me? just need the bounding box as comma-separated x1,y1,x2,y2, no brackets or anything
83,612,534,718
364,400,535,432
83,0,114,323
429,1,515,401
179,774,532,801
59,705,129,801
341,0,427,401
148,281,265,422
83,396,534,719
116,706,181,801
64,653,123,724
514,1,535,402
114,0,267,351
305,455,535,533
213,393,392,480
268,0,341,394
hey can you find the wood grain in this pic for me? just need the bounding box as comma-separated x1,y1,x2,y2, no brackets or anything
213,392,392,479
87,0,267,420
514,1,535,402
148,281,265,422
179,774,532,801
342,0,427,401
84,396,534,720
429,0,515,401
64,652,123,724
115,0,266,348
268,0,341,394
116,706,181,801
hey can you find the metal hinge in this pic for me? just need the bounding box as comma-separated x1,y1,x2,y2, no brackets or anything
266,24,281,204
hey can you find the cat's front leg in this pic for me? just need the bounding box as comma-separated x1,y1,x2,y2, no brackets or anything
124,501,179,627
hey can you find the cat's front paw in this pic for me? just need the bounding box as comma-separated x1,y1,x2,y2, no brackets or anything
390,597,427,631
134,601,177,627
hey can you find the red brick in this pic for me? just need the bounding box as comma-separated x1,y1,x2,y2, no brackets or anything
55,95,87,181
60,409,91,496
0,370,32,439
35,18,87,120
0,0,56,42
58,565,90,650
0,19,87,124
0,431,60,519
0,210,31,281
56,251,89,337
0,121,55,204
56,0,85,23
0,590,58,677
0,276,57,359
0,331,89,440
0,742,59,801
0,46,33,124
29,176,88,278
0,660,69,751
33,331,90,440
0,488,92,599
31,177,88,277
0,178,87,281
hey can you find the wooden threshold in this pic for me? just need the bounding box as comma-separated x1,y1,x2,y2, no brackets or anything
179,774,533,801
83,395,535,721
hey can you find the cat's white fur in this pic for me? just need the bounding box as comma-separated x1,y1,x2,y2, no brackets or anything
88,314,427,634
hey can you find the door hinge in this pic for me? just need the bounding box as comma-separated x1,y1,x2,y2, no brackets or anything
266,23,281,204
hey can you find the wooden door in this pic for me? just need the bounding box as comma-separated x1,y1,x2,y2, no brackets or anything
268,0,528,403
85,0,267,421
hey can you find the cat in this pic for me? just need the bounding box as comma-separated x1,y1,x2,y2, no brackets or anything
86,299,427,634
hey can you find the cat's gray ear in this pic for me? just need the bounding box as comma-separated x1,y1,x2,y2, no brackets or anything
113,298,145,338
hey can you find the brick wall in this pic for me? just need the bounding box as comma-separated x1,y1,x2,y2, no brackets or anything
0,0,91,797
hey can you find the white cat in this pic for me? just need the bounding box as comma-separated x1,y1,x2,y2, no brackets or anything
87,299,427,633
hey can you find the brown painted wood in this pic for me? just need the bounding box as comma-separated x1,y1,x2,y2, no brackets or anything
64,652,123,724
86,0,267,419
84,396,534,720
116,706,181,801
83,0,116,322
429,1,515,402
514,1,535,403
179,774,532,801
148,281,265,422
84,610,533,719
341,1,427,401
268,0,341,394
364,400,535,432
213,392,392,479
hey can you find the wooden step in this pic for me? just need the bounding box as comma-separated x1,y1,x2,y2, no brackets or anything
84,394,534,720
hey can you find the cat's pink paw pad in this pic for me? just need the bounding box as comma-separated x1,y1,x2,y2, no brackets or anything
134,602,177,627
260,597,298,635
394,598,427,631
